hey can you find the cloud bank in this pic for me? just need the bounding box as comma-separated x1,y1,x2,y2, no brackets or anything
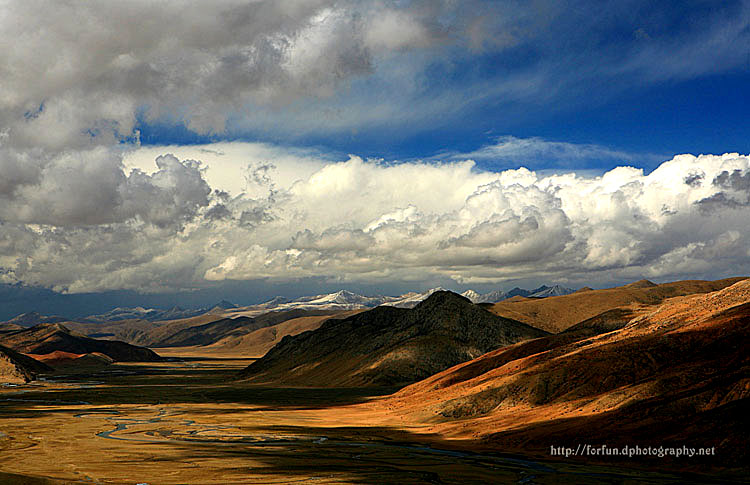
2,148,749,292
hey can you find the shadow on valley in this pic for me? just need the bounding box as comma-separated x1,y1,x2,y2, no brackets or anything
0,360,398,414
2,358,747,484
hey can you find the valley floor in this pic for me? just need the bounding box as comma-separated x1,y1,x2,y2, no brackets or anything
0,356,741,484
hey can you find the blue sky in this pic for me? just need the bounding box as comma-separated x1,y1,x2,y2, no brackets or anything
138,67,750,170
130,0,750,168
2,1,750,316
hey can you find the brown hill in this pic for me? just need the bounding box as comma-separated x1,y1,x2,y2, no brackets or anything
0,344,52,383
149,316,257,347
489,276,746,332
63,314,226,346
241,291,548,387
371,279,750,468
623,279,657,288
0,323,161,362
63,308,345,351
148,309,345,349
201,311,362,358
2,311,69,327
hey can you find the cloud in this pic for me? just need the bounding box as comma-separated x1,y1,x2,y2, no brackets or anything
2,3,750,294
123,142,335,198
2,147,750,293
2,1,748,149
446,136,652,170
0,0,450,150
0,149,210,228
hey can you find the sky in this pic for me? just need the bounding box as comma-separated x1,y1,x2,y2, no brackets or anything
1,0,750,316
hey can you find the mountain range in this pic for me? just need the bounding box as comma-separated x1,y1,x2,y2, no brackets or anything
209,285,576,318
461,285,574,303
2,285,575,327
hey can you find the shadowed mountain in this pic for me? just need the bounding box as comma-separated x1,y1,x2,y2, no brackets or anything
81,305,204,323
0,323,161,362
148,309,351,349
526,284,575,298
241,291,548,387
59,308,351,354
149,316,257,347
65,314,228,347
207,299,238,314
372,279,750,468
0,344,52,383
195,311,363,358
489,277,747,333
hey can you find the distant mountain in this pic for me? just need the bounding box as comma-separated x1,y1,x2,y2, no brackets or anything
241,291,548,387
292,290,386,307
213,299,238,309
381,287,447,308
250,290,391,312
459,285,574,304
257,296,290,307
460,289,482,302
240,286,570,314
477,289,511,303
207,300,238,314
461,289,500,304
80,299,238,323
506,287,532,298
0,323,161,362
5,312,70,328
527,285,575,298
1,285,577,327
81,306,203,323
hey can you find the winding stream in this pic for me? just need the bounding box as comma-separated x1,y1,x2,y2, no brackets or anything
71,407,697,484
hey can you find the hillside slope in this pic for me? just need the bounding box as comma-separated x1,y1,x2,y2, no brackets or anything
241,291,547,387
63,314,226,347
0,344,52,383
489,277,746,332
201,311,362,357
62,308,345,351
373,279,750,468
149,316,257,347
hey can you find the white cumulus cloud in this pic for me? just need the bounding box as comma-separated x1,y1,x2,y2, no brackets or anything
3,148,749,293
